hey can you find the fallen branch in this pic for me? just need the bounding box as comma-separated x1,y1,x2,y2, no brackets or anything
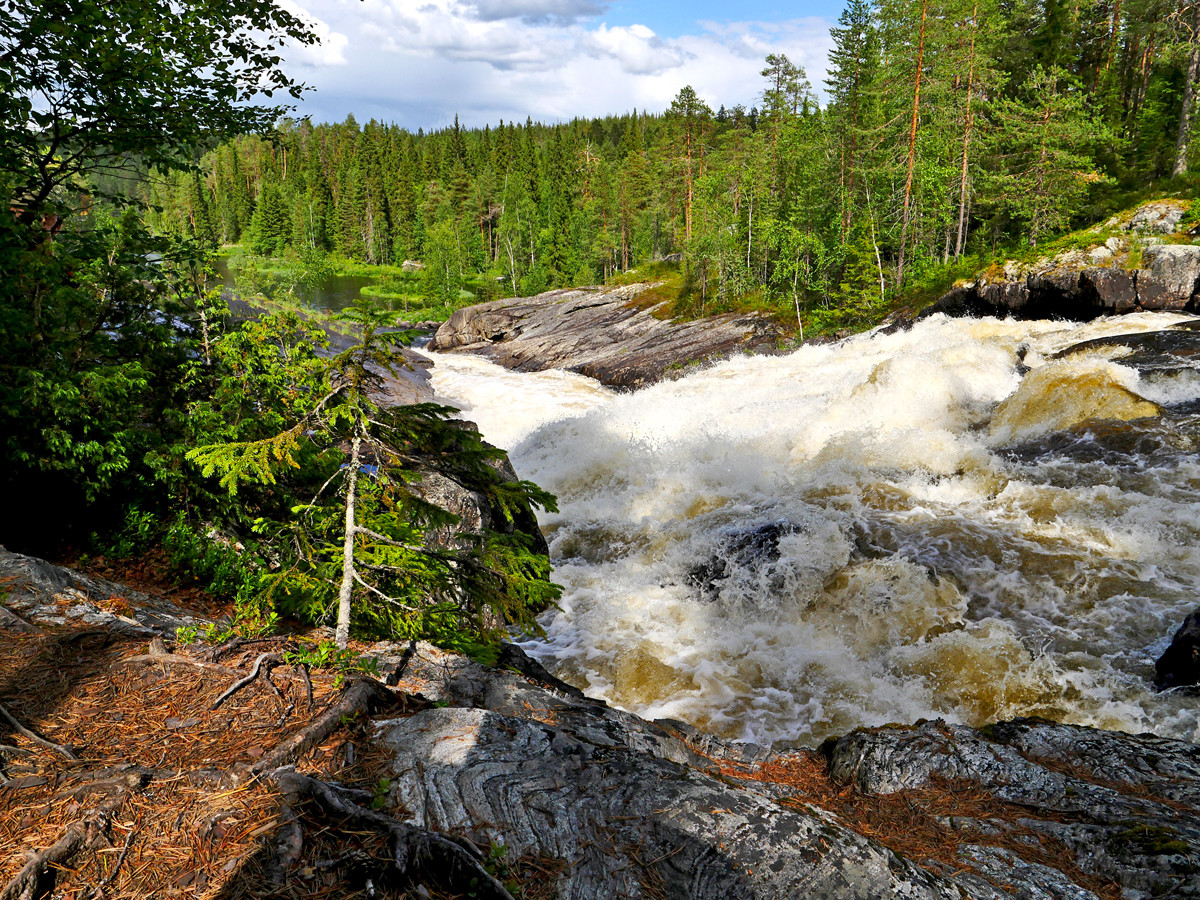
272,770,515,900
0,701,78,761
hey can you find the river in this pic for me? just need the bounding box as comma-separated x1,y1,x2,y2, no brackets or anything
423,312,1200,748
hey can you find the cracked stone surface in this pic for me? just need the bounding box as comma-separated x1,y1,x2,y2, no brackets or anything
374,643,1200,899
828,719,1200,898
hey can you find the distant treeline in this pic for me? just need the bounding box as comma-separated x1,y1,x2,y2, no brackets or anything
146,0,1200,322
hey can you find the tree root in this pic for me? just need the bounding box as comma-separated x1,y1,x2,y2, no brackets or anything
212,652,283,709
263,803,304,887
0,606,43,634
248,677,393,776
0,801,120,900
0,663,462,898
118,653,242,677
0,700,78,761
87,828,136,900
271,769,515,900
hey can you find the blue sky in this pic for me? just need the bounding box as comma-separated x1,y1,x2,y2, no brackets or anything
278,0,841,129
605,1,842,36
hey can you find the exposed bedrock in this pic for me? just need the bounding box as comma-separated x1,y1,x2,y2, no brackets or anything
428,284,784,389
921,247,1200,321
366,640,1200,900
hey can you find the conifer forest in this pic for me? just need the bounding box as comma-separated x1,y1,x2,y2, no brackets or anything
149,0,1200,328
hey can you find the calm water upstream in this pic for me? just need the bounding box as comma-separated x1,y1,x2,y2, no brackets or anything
424,312,1200,748
211,256,379,311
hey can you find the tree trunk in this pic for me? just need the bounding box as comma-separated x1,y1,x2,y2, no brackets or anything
1030,98,1055,248
1174,3,1200,177
897,0,930,287
842,58,863,240
685,127,694,242
335,434,362,648
955,0,979,257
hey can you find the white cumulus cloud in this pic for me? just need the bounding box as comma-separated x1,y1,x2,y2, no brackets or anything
466,0,609,23
276,0,349,66
279,1,833,127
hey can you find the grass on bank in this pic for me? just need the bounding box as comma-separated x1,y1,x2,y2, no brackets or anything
606,191,1200,342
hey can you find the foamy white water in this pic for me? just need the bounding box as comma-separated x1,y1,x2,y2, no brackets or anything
424,313,1200,747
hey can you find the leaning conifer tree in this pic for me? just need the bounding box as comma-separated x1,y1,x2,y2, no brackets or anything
187,305,560,651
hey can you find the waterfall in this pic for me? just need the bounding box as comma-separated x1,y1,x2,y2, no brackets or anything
424,312,1200,747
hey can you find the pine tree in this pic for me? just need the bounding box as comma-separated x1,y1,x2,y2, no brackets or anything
248,180,289,256
984,67,1110,244
187,306,560,650
826,0,881,239
667,86,713,243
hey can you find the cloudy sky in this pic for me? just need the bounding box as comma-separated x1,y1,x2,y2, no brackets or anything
277,0,842,130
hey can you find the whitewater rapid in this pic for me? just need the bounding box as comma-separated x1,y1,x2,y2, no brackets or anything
424,313,1200,747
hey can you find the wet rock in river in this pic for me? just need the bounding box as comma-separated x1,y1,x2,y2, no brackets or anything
1054,321,1200,383
685,522,803,599
1155,607,1200,690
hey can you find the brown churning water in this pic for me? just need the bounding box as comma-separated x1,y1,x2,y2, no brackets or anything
427,312,1200,747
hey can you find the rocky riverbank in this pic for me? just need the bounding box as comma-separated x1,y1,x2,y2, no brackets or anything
920,200,1200,322
3,547,1198,899
428,284,784,389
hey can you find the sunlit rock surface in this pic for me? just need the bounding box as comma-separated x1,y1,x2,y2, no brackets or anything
371,641,1200,900
429,284,783,389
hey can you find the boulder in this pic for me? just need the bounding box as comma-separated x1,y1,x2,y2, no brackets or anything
977,280,1029,311
1081,266,1138,313
916,284,990,319
429,285,783,390
1155,607,1200,690
1137,244,1200,309
1126,200,1188,234
410,441,549,558
433,307,521,349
